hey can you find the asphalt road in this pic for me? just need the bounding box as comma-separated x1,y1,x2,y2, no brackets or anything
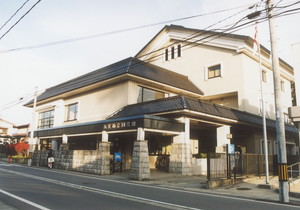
0,163,299,210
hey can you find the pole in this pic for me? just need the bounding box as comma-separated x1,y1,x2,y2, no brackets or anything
267,0,289,203
255,22,270,184
29,87,38,154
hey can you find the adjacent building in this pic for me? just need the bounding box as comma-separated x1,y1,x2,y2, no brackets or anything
26,25,299,179
0,118,15,144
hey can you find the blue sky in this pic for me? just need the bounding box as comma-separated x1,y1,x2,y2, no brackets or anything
0,0,299,124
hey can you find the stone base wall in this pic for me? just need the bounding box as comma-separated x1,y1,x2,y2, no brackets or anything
130,140,150,180
169,143,193,175
32,142,111,175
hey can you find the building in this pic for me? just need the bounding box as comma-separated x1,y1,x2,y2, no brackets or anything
12,124,30,144
292,42,300,106
26,25,299,179
0,118,15,144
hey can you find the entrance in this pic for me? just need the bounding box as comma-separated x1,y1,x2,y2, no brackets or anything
109,133,135,171
147,133,172,172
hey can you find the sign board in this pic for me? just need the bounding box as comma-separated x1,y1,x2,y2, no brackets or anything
227,144,235,154
114,152,122,162
104,121,137,131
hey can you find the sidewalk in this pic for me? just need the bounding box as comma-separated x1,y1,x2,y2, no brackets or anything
106,170,300,205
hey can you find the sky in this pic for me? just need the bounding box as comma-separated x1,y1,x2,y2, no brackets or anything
0,0,299,125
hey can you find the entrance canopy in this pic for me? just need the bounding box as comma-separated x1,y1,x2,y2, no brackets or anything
34,115,184,138
108,95,299,134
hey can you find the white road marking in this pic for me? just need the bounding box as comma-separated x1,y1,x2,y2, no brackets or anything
0,165,299,209
0,189,50,210
0,168,200,210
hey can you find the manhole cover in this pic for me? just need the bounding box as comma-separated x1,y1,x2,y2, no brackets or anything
236,187,252,190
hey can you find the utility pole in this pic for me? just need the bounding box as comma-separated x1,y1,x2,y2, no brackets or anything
267,0,289,203
28,87,38,163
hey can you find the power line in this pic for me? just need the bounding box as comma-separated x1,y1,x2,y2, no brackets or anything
5,2,296,108
0,4,258,109
36,6,254,93
38,8,265,95
0,0,30,32
0,95,33,111
273,0,300,8
137,6,252,60
0,3,255,54
0,0,42,41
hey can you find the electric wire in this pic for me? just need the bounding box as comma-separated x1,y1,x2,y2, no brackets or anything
0,95,33,111
32,5,254,94
273,0,300,8
2,1,298,109
33,7,265,95
0,2,256,54
0,0,30,32
0,0,41,41
137,6,252,60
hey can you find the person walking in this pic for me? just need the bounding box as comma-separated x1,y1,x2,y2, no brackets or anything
47,149,54,168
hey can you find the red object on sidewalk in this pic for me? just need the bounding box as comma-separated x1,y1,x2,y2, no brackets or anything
7,156,10,164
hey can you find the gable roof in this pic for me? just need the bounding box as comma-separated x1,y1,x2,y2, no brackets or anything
26,57,203,106
107,95,298,134
135,25,293,71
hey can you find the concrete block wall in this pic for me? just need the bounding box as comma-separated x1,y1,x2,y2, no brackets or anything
130,140,150,180
169,143,193,175
32,143,111,175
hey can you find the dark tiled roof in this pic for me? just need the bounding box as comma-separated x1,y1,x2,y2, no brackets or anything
28,57,203,105
108,96,298,134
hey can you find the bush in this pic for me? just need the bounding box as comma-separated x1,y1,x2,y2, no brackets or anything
193,153,207,158
14,142,29,157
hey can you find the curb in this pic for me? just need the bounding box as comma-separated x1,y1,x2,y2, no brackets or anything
275,188,300,198
290,191,300,198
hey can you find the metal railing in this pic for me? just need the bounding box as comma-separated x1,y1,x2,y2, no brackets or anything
287,162,300,191
207,153,277,180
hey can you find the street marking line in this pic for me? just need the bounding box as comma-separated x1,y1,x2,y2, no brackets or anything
2,165,299,208
0,189,50,210
0,168,201,210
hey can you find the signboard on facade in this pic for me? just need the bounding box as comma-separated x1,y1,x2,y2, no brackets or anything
227,144,235,154
103,120,137,131
114,152,122,162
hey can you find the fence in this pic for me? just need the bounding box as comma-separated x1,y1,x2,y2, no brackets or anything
207,153,278,180
287,162,300,183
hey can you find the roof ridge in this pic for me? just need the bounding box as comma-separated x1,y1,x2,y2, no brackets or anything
45,57,133,91
126,57,133,72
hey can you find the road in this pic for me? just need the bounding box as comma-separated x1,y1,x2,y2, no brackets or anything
0,163,299,210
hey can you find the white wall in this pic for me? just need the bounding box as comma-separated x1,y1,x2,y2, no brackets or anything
292,42,300,106
145,38,294,120
34,81,131,128
150,41,244,98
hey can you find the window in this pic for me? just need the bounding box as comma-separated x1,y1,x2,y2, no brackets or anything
177,44,181,57
291,82,297,106
137,87,166,103
164,44,181,61
165,49,168,61
171,46,175,59
66,103,78,121
208,64,221,79
38,110,54,129
280,80,285,91
262,70,267,82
